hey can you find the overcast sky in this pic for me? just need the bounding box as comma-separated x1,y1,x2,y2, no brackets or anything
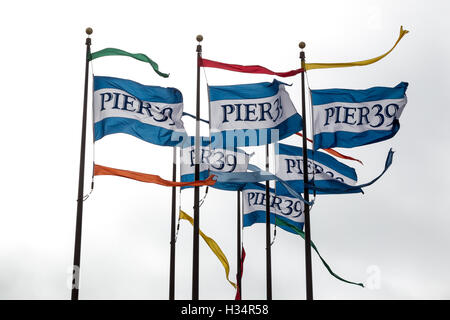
1,0,449,300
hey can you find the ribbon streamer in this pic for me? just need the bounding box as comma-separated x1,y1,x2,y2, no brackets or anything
89,47,169,78
235,247,246,300
179,210,237,289
200,58,304,77
295,132,364,165
94,164,216,187
275,217,364,287
305,26,409,70
307,148,394,194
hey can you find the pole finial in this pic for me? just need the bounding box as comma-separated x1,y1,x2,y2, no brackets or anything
86,27,93,36
299,41,306,49
196,34,203,42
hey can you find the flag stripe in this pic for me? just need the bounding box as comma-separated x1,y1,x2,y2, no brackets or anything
94,117,185,147
200,58,304,77
311,82,408,105
94,164,216,187
208,80,287,101
94,76,182,103
211,113,303,147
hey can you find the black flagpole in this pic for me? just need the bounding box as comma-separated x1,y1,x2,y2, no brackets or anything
169,146,177,300
236,191,242,298
265,144,272,300
299,41,314,300
192,34,203,300
71,27,92,301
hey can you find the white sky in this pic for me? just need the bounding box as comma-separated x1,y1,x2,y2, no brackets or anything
1,0,450,300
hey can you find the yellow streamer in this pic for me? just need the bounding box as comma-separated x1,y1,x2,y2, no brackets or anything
305,26,409,70
179,210,237,289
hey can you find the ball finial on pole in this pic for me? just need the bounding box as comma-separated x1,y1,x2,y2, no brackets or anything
86,27,93,35
299,41,306,49
196,34,203,42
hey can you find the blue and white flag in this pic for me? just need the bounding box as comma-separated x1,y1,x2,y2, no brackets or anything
275,143,361,195
243,183,304,234
208,80,303,148
312,82,408,150
93,76,187,146
180,136,250,191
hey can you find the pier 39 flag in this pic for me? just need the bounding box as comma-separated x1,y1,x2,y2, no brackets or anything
208,80,302,147
93,76,187,146
180,136,250,191
243,183,305,234
312,82,408,150
275,143,361,195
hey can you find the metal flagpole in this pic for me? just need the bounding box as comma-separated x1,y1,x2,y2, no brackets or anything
299,41,314,300
265,144,272,300
71,27,92,300
236,191,242,298
169,146,177,300
192,34,203,300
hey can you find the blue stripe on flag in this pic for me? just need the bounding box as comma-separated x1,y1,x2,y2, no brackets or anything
243,211,304,234
208,79,288,101
276,179,362,195
310,82,408,105
313,121,400,150
94,117,186,146
213,112,303,148
94,75,183,104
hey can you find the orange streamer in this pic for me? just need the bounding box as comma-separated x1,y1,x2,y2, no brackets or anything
94,164,216,187
295,132,363,165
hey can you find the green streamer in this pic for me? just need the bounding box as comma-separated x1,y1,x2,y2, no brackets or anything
275,216,364,288
89,48,169,78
